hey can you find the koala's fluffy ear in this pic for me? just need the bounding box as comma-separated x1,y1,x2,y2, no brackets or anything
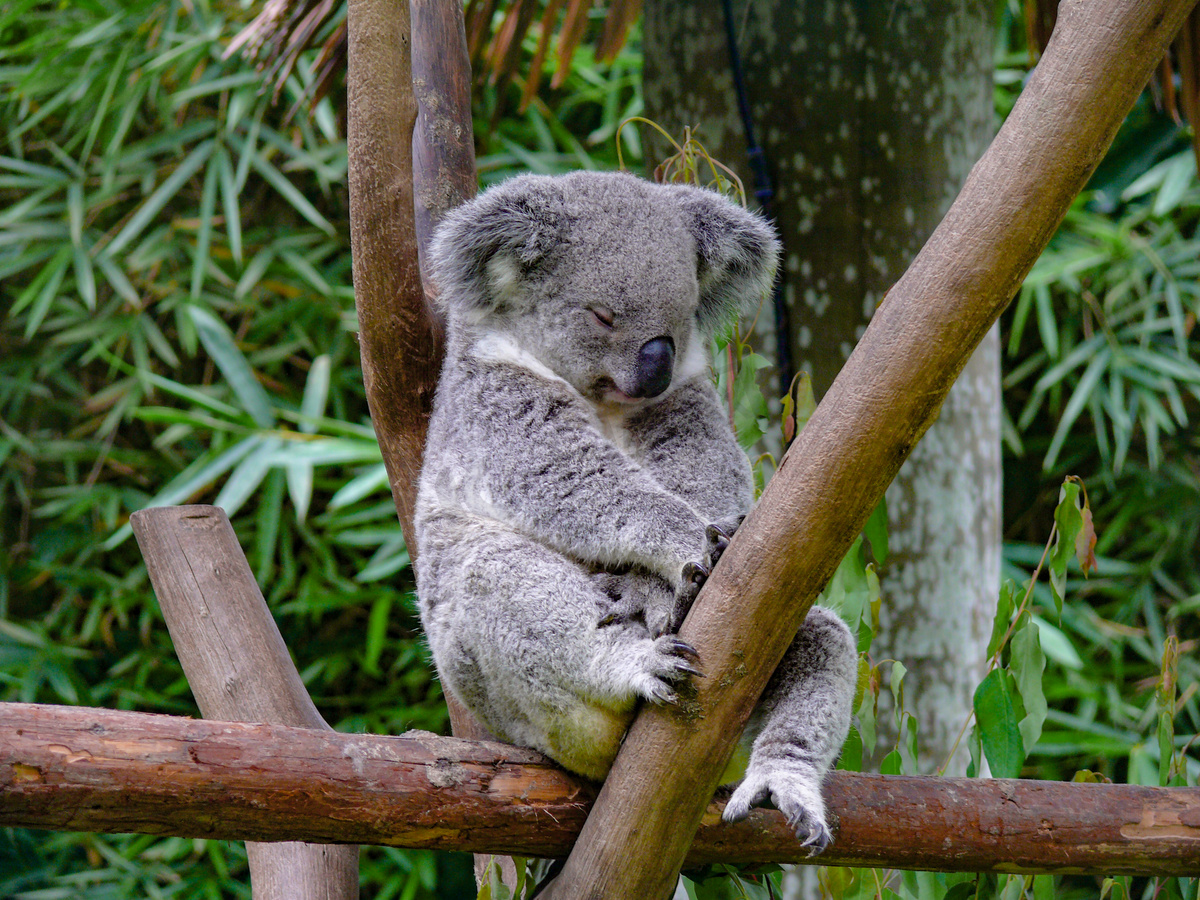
428,175,566,318
672,187,781,337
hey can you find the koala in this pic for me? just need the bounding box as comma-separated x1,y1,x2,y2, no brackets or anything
413,171,857,852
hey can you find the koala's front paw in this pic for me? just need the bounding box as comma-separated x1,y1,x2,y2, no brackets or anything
630,635,703,705
668,515,747,633
721,766,832,855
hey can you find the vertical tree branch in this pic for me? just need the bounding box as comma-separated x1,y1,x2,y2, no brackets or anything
347,0,500,879
412,0,478,276
347,0,441,544
132,506,358,900
541,1,1200,897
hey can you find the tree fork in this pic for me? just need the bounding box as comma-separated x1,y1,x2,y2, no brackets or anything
3,702,1199,875
540,1,1200,897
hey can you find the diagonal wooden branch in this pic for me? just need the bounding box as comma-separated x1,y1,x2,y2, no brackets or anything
5,702,1200,875
541,1,1200,897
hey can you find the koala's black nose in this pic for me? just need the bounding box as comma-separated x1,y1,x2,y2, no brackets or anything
633,336,675,398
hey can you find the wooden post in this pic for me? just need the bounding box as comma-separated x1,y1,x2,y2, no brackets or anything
132,506,359,900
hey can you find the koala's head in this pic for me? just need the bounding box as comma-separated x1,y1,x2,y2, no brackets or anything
428,171,780,408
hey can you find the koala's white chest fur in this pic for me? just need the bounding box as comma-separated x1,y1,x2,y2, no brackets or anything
592,405,634,454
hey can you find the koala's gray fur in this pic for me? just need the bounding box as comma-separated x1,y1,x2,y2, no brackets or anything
414,170,856,851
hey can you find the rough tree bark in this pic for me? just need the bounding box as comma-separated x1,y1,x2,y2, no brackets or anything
347,0,441,544
541,1,1200,897
642,0,999,775
6,702,1200,875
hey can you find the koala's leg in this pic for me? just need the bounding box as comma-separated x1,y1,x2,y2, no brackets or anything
722,606,857,854
421,527,701,781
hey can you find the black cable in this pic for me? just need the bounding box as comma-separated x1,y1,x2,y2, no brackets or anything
720,0,795,398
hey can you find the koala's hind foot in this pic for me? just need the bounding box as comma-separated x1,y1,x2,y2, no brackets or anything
670,515,746,631
722,762,832,854
720,606,856,855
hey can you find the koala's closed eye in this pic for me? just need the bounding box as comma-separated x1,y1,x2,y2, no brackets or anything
589,307,614,330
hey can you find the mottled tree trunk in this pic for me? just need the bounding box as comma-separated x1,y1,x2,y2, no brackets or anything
643,0,998,777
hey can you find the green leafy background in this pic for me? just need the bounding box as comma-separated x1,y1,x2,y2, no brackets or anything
2,1,1198,898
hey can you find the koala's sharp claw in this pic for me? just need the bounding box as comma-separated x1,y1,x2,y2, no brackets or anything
800,825,832,856
675,661,704,678
682,561,710,586
705,523,732,544
668,638,701,662
651,685,679,705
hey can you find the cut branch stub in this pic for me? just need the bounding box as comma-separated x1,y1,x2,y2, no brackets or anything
131,505,358,900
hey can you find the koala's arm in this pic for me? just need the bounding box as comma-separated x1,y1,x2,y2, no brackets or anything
445,364,709,583
624,377,754,523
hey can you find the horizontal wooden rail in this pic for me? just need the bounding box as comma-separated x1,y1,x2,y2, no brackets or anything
2,703,1198,875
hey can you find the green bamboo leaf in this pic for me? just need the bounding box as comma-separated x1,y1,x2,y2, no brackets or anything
216,145,243,264
187,305,275,428
190,153,219,299
72,240,96,311
235,247,275,299
137,370,243,421
105,139,215,256
171,72,261,106
94,252,140,305
214,436,279,517
285,459,313,522
253,468,286,585
357,537,411,583
364,594,393,676
329,464,390,509
139,315,181,369
299,355,331,433
248,152,335,235
1043,349,1110,470
80,42,130,161
103,437,261,549
1151,152,1196,217
1031,332,1105,393
1034,283,1058,360
973,669,1023,779
263,439,381,466
279,248,333,296
19,244,71,337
